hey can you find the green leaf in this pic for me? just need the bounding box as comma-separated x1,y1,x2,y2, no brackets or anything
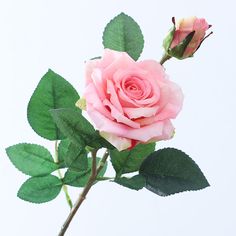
17,175,62,203
63,158,107,187
115,175,146,190
6,143,58,176
110,143,155,177
139,148,210,196
58,139,71,168
27,69,80,140
50,108,113,149
64,142,88,171
163,25,175,52
102,12,144,60
170,31,195,59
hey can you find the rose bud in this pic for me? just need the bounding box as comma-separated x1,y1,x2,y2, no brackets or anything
83,49,183,151
163,16,212,60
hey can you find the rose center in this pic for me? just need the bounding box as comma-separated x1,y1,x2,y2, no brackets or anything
122,76,145,99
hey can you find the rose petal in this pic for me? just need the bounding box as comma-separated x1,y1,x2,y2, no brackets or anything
123,106,159,119
156,81,184,120
103,99,140,129
107,79,123,113
87,107,172,142
84,83,114,120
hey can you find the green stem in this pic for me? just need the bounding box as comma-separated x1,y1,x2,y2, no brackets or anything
160,53,171,65
58,149,109,236
55,141,73,209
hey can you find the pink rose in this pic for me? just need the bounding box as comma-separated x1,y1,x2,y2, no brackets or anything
170,17,210,58
84,49,183,151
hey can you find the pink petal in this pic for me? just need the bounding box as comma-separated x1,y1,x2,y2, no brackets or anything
156,81,184,120
103,99,140,129
107,79,123,114
84,83,114,120
123,106,159,119
87,108,172,142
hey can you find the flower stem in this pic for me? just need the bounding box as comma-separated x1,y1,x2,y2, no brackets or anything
55,141,73,209
160,53,171,65
58,149,109,236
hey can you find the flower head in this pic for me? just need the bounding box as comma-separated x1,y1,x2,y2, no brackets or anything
83,49,183,151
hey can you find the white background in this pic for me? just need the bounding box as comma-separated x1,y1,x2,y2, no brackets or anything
1,0,235,235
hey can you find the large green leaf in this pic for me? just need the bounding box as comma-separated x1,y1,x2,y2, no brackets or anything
27,69,79,140
114,175,146,190
139,148,210,196
63,158,107,187
110,143,155,177
50,108,113,149
102,12,144,60
6,143,58,176
17,175,62,203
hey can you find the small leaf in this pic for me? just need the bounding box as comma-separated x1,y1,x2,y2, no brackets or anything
64,142,88,171
63,169,90,187
110,143,155,177
58,139,71,168
163,25,176,52
6,143,58,176
139,148,210,196
50,108,113,149
115,175,146,190
17,175,62,203
63,158,107,187
103,12,144,60
27,69,79,140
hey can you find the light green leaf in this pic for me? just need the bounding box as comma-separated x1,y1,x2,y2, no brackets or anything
17,175,62,203
6,143,58,176
139,148,210,196
110,143,155,177
163,25,175,52
103,12,144,60
27,69,79,140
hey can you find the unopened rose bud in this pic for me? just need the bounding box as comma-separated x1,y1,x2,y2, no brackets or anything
163,16,212,59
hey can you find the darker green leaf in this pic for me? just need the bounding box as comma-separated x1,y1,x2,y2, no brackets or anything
64,142,88,171
50,108,113,149
115,175,146,190
27,69,79,140
102,12,144,60
6,143,58,176
170,31,195,59
110,143,155,177
63,158,107,187
139,148,210,196
17,175,62,203
58,139,71,168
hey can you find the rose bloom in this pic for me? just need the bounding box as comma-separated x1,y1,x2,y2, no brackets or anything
170,17,210,58
84,49,183,151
